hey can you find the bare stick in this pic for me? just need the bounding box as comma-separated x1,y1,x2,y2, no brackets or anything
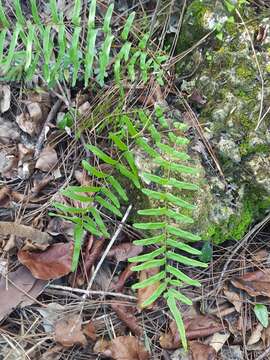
48,284,136,300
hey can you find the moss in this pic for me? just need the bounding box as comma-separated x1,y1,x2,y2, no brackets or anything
203,187,270,244
236,65,254,79
240,143,270,157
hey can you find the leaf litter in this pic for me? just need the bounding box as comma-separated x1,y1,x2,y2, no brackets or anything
0,2,270,360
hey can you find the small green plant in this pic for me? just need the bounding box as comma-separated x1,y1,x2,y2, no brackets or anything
254,304,269,328
0,0,166,87
53,108,207,350
214,0,247,40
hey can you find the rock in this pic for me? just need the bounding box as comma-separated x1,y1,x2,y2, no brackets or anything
172,0,270,243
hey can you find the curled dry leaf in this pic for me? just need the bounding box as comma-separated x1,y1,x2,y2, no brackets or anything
108,243,143,262
94,336,150,360
189,341,217,360
247,323,264,346
47,217,74,240
138,267,160,310
83,321,97,341
110,263,135,292
223,288,242,313
18,242,73,280
35,146,58,172
54,313,87,348
0,266,46,321
160,315,223,350
111,302,143,336
231,269,270,298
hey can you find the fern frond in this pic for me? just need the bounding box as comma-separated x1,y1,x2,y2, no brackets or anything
126,108,208,350
0,2,167,87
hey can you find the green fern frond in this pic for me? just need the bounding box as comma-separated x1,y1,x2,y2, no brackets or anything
126,108,208,350
0,1,167,87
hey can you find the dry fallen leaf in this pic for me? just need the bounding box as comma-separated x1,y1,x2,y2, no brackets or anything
54,313,87,348
111,302,143,336
138,267,160,310
108,242,143,262
231,269,270,298
0,266,46,321
83,321,97,341
110,263,135,291
209,331,230,352
0,85,11,113
189,341,217,360
94,336,150,360
160,315,223,350
18,242,73,280
220,345,244,360
224,288,242,313
247,323,264,346
35,146,58,172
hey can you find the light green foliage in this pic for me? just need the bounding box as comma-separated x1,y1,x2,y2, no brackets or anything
254,304,269,328
53,108,207,349
0,1,167,87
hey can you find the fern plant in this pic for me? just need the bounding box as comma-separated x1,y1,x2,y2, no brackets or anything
53,107,208,349
0,0,166,87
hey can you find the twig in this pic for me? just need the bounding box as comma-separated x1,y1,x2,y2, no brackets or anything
34,99,62,158
47,284,136,300
255,346,270,360
84,204,133,295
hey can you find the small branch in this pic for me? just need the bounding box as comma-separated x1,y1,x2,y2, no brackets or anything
48,284,136,300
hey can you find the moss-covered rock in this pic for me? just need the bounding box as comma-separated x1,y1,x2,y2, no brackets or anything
172,0,270,243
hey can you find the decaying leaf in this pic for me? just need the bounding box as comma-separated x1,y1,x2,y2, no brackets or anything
224,288,242,313
37,302,65,333
189,341,217,360
18,242,73,280
54,313,87,348
247,323,264,346
94,336,150,360
0,118,20,144
110,263,135,291
35,146,58,172
231,269,270,298
0,85,11,113
209,331,230,352
108,243,143,262
220,345,244,360
160,315,223,349
138,267,160,310
0,266,46,321
0,221,52,244
111,302,143,336
83,321,97,341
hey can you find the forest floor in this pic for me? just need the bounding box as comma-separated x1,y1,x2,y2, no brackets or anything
0,1,270,359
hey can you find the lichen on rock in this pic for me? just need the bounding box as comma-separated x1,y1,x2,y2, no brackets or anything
172,0,270,243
